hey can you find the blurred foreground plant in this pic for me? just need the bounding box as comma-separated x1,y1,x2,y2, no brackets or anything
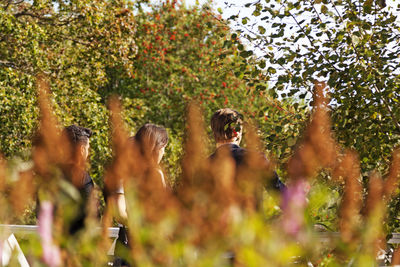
0,80,400,266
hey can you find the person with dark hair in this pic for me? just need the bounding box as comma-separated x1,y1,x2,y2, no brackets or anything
209,108,285,194
63,124,95,233
209,108,286,264
132,123,169,187
63,124,94,196
115,123,169,218
112,123,169,267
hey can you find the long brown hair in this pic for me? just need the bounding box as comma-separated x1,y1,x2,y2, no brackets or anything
131,123,168,164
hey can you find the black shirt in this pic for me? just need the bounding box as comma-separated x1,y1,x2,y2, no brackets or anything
209,144,286,192
81,171,94,197
69,171,94,234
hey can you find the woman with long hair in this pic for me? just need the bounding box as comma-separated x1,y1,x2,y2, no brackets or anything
131,123,169,188
114,123,169,219
112,123,169,266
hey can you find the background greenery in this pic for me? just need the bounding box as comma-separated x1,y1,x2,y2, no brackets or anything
229,0,400,173
0,0,307,186
226,0,400,232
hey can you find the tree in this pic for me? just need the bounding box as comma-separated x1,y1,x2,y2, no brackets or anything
0,0,137,182
100,1,308,182
0,0,307,186
229,0,400,174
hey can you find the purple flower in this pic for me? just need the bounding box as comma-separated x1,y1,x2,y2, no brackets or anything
38,201,61,267
281,179,309,236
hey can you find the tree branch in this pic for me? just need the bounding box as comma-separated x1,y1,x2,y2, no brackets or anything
14,11,80,27
0,60,35,74
2,0,24,11
0,60,16,68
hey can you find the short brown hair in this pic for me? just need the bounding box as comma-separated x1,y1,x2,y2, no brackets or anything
211,108,243,142
64,125,92,146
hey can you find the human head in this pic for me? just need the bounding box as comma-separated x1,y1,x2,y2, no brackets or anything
133,123,168,164
64,125,92,161
211,108,243,145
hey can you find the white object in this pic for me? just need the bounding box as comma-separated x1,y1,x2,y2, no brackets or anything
1,233,30,267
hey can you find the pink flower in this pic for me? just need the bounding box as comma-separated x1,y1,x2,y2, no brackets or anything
38,201,61,267
281,179,309,236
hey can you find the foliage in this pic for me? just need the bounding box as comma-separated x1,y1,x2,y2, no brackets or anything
0,0,138,183
0,82,399,266
0,0,307,187
228,0,400,175
102,0,309,182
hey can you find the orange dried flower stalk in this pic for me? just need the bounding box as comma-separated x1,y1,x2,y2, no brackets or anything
180,103,209,186
287,82,337,182
383,148,400,198
236,123,273,212
363,171,385,255
209,145,236,208
308,82,337,168
104,97,134,195
33,75,74,186
392,247,400,265
365,171,384,217
178,103,219,244
0,155,5,193
338,150,362,244
284,82,338,237
10,170,35,216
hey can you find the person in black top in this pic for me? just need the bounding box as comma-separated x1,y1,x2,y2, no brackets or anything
63,125,94,196
208,108,285,264
209,108,285,194
63,124,94,233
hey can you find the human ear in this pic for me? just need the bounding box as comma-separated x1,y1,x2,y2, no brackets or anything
80,145,86,157
79,142,89,160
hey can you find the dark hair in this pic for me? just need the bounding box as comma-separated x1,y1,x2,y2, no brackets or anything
211,108,243,142
132,123,168,161
64,125,92,145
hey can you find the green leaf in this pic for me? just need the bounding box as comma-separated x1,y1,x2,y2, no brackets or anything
267,67,276,74
321,4,328,14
